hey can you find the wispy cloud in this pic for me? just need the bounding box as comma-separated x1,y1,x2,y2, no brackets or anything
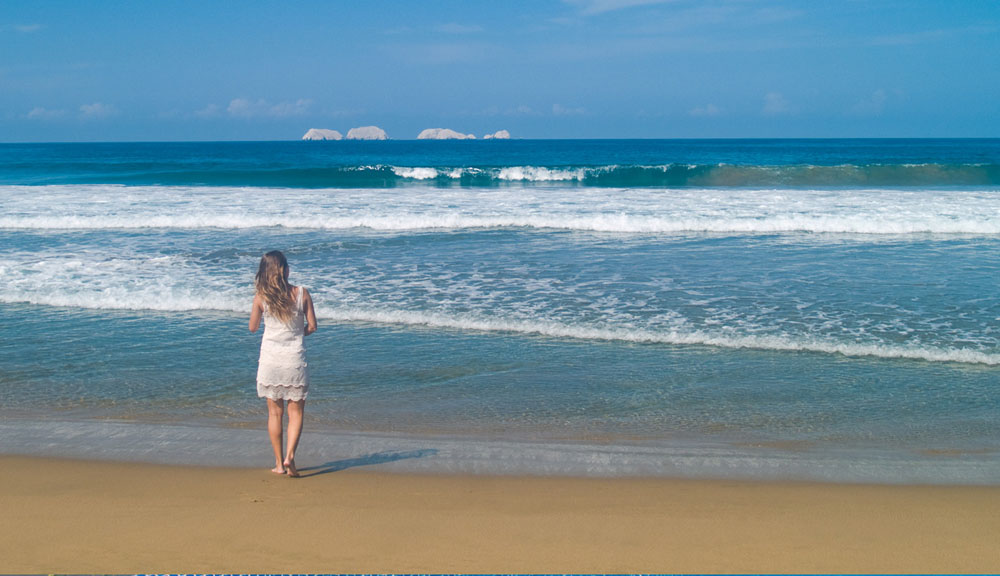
870,23,998,46
689,103,722,117
564,0,676,16
79,102,118,119
26,103,119,121
553,103,587,116
26,107,67,120
542,2,808,62
195,104,222,118
226,98,313,118
2,23,42,33
762,92,792,116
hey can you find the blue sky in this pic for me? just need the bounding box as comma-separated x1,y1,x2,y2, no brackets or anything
2,0,998,141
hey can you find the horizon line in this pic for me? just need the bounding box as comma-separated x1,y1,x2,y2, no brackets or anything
3,136,1000,145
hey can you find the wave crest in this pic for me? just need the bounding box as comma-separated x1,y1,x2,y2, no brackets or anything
375,163,1000,188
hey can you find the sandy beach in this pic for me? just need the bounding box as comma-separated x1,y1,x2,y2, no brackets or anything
1,455,998,573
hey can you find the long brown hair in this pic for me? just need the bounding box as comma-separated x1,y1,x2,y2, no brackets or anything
255,250,295,325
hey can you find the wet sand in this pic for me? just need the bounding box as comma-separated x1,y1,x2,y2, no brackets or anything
2,455,998,573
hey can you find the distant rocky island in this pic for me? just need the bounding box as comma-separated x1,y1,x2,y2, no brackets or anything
418,128,475,140
301,128,343,140
302,127,510,141
482,130,511,140
346,126,388,140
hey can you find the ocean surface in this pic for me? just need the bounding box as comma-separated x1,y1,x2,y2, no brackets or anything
1,139,999,483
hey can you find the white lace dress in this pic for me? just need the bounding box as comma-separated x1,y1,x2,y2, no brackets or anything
256,287,309,401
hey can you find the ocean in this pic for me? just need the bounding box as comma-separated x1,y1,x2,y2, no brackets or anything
1,139,998,483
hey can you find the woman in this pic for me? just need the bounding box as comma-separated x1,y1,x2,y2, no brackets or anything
249,250,317,477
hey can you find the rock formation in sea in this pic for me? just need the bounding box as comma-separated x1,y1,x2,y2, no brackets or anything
346,126,389,140
417,128,476,140
301,128,343,141
483,130,511,140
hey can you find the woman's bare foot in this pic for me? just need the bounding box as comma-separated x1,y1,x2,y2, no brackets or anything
283,458,299,478
271,465,286,474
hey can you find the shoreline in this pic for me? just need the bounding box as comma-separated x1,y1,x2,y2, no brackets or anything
3,454,999,573
4,417,1000,485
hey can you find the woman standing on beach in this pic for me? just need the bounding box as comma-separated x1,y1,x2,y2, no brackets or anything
249,250,317,477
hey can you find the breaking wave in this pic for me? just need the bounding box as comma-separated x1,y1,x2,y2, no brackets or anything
8,162,1000,189
383,163,1000,188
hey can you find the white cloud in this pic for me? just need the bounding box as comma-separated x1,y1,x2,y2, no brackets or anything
226,99,255,117
849,89,888,116
689,104,721,117
2,23,42,33
79,102,118,119
226,98,313,118
553,103,586,116
26,107,66,120
564,0,676,16
195,104,222,118
268,99,313,117
762,92,792,116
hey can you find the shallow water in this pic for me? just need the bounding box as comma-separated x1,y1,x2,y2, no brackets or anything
2,140,999,483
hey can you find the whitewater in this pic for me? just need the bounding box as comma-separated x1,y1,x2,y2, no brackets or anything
4,184,1000,235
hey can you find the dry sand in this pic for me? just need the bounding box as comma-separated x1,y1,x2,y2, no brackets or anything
2,455,998,573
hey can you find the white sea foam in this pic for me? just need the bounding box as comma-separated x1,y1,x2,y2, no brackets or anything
3,211,1000,235
392,167,439,179
2,184,998,366
317,307,1000,366
496,166,585,181
3,269,996,366
3,184,1000,235
388,165,587,181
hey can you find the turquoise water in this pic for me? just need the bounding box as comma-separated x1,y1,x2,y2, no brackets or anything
1,140,998,483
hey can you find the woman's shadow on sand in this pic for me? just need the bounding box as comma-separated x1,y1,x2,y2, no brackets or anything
296,448,439,478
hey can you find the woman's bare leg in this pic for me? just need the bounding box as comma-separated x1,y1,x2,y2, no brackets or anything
266,398,285,473
284,399,305,477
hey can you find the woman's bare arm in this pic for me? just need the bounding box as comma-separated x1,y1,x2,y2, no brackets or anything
249,293,263,332
302,288,318,336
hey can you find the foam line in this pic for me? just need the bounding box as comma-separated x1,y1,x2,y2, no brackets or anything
3,185,1000,235
5,289,993,365
319,307,1000,366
